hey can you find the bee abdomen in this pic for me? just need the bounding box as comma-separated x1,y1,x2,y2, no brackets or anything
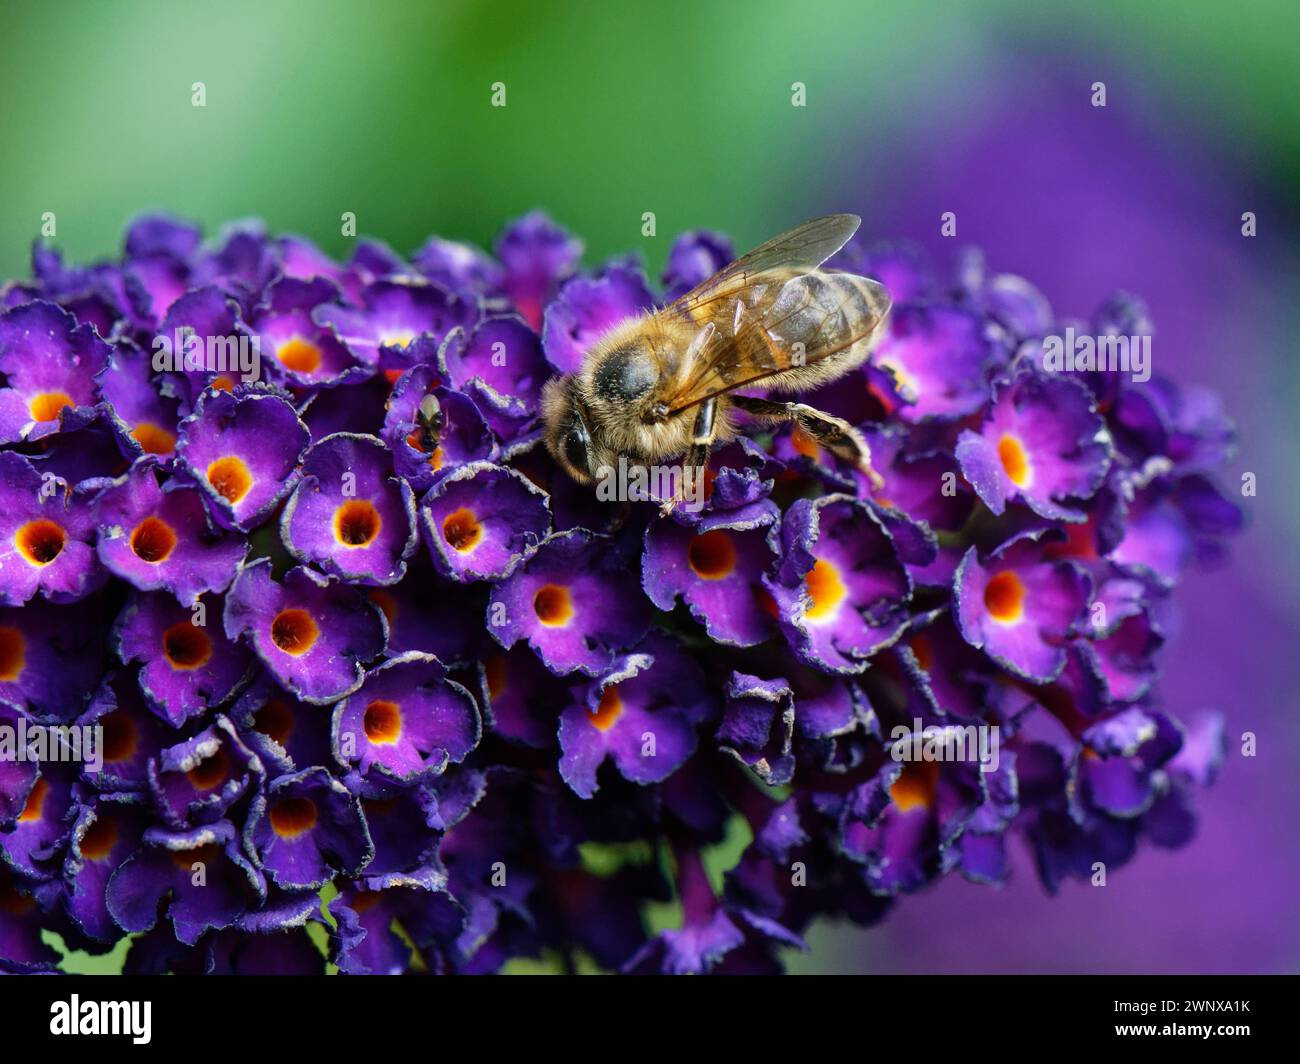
764,270,890,357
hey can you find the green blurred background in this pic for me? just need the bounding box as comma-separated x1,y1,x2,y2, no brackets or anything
4,0,1298,974
2,0,1296,278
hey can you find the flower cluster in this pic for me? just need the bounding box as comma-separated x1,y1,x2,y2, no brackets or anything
0,214,1240,974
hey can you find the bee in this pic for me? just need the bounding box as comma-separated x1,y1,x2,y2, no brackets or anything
541,214,891,511
412,393,443,454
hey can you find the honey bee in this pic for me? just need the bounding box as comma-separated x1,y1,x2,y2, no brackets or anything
541,214,891,511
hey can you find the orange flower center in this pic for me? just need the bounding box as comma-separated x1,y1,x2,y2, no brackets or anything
890,760,940,813
131,421,176,455
15,519,66,566
18,777,48,822
100,709,138,763
442,508,483,552
29,391,74,422
277,338,322,374
484,656,507,700
186,749,229,791
687,530,737,580
333,499,382,547
80,816,119,860
254,700,294,745
533,583,574,627
206,455,253,504
983,570,1026,624
364,700,402,744
804,559,847,621
269,796,318,838
0,626,25,681
997,434,1032,487
130,516,178,563
590,686,623,732
163,621,212,670
368,589,398,627
271,608,319,656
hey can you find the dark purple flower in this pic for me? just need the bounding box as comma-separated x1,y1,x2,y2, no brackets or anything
0,301,111,443
0,451,100,605
176,385,310,531
955,532,1091,683
495,211,582,329
223,559,387,703
94,458,247,604
487,528,652,676
114,591,252,726
244,767,372,889
332,651,480,783
541,265,655,374
281,432,417,585
763,495,912,673
314,279,477,369
105,819,265,945
420,461,550,583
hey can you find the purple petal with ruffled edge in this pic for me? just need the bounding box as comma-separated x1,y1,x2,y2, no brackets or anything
223,559,386,703
176,385,309,531
421,461,550,583
762,495,912,674
281,432,416,586
114,591,252,726
244,767,372,890
94,458,247,604
954,533,1091,683
956,369,1111,519
487,528,652,676
0,451,100,605
0,301,111,443
541,265,655,374
332,651,480,783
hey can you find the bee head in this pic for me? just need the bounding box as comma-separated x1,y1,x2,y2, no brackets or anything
542,374,599,485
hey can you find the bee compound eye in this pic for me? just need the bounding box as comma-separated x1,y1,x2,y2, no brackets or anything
563,428,589,472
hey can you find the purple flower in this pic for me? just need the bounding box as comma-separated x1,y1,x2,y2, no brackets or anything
250,276,366,387
331,651,480,783
763,495,912,674
495,211,582,329
114,591,252,726
176,385,310,531
244,767,372,889
105,820,264,945
94,458,247,604
281,432,417,585
0,451,101,605
558,637,713,798
954,533,1091,682
0,301,111,443
314,279,477,369
541,265,655,374
383,367,495,491
956,369,1112,520
223,559,387,703
487,528,652,676
420,461,550,583
642,508,779,647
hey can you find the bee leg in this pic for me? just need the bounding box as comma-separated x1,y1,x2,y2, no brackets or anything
731,395,883,490
661,399,716,516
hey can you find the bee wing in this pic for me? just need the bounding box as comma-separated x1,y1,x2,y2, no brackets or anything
674,214,862,315
662,266,889,414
